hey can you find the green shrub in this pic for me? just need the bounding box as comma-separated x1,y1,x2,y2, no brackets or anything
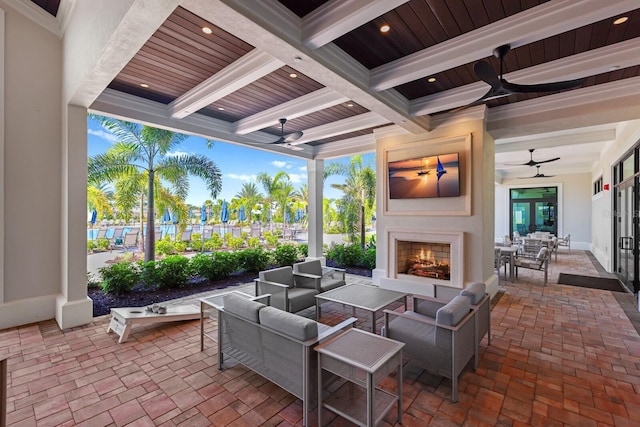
263,231,279,247
274,244,298,266
96,238,110,250
87,240,97,252
326,243,363,267
227,236,244,250
156,239,174,256
190,253,213,279
205,233,223,250
362,247,376,270
156,255,190,289
174,241,188,253
297,243,308,259
246,237,261,248
99,262,139,295
237,247,271,272
138,260,160,290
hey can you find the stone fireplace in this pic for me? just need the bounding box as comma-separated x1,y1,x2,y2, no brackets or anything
380,229,464,294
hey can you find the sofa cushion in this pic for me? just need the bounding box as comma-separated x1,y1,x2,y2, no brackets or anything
536,247,548,261
259,266,294,287
259,306,318,341
436,295,470,326
460,282,486,305
320,277,345,292
223,293,266,323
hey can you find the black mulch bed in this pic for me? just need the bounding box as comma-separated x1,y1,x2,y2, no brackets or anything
91,264,372,317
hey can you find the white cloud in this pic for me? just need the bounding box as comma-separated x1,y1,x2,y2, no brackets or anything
166,150,192,157
88,129,119,143
227,173,256,182
288,173,305,183
298,165,307,171
271,160,288,168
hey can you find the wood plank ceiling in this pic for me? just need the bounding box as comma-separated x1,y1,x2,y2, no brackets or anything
29,0,640,163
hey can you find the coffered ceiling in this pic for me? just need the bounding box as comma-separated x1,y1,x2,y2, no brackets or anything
26,0,640,179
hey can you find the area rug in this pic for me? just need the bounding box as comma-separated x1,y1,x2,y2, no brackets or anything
557,273,627,292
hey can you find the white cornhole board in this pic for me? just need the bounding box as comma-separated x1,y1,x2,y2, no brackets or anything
108,306,200,343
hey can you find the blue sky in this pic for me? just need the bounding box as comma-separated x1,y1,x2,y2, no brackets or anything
87,116,375,206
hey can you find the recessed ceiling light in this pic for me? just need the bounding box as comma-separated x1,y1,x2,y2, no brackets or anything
614,16,628,25
140,83,149,88
380,24,390,33
202,26,213,34
346,103,354,107
218,107,225,111
289,73,297,78
428,77,436,83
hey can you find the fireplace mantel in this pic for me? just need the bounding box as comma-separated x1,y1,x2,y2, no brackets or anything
380,229,464,294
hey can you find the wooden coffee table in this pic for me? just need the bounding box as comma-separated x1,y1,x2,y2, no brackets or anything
315,284,408,334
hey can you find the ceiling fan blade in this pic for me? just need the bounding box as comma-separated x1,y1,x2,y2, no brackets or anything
474,61,501,89
532,156,560,165
502,77,586,94
283,131,303,143
283,143,304,151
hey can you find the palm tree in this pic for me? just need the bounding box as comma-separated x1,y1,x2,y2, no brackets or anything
87,184,113,219
325,155,376,249
274,179,296,233
257,171,289,231
235,182,263,223
88,117,222,261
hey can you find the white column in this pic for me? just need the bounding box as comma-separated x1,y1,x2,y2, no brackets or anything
57,104,93,329
307,159,324,259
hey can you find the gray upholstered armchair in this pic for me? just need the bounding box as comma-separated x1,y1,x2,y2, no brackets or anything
382,295,476,402
255,266,320,313
293,259,346,292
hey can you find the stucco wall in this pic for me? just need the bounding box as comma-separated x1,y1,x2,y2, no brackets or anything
495,173,592,250
2,7,62,303
373,115,497,295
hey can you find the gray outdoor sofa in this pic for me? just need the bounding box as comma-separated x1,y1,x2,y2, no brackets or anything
217,293,356,427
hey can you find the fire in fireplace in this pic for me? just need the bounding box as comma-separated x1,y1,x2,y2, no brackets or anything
397,241,451,280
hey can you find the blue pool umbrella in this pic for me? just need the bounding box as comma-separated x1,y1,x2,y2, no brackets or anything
238,205,246,222
295,208,303,222
89,209,97,225
285,211,291,223
189,208,194,219
171,211,179,224
200,205,208,223
220,201,229,223
161,209,171,223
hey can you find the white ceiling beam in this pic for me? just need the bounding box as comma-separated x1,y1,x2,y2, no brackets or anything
495,128,616,153
487,75,640,140
313,134,376,159
370,0,639,91
233,87,349,135
186,0,431,133
292,111,389,144
169,49,283,118
411,38,640,116
302,0,408,50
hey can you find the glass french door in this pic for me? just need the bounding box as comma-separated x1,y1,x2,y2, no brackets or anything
614,175,638,292
510,187,558,237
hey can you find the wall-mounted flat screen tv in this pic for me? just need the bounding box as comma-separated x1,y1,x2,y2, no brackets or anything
388,152,460,199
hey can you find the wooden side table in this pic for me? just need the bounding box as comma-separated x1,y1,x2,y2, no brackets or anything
315,328,404,426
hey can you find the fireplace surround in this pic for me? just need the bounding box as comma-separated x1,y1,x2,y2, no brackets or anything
381,229,464,294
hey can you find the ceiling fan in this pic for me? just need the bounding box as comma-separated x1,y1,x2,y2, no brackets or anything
518,165,555,179
461,44,586,109
505,148,560,167
265,118,304,151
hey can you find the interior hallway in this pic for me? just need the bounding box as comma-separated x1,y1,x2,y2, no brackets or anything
2,250,640,426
